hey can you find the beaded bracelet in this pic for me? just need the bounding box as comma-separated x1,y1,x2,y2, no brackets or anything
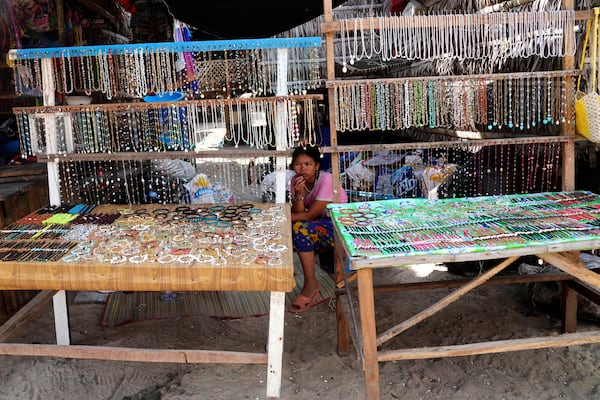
157,254,176,264
129,254,148,264
62,253,80,263
268,256,282,266
177,254,197,264
196,254,214,264
109,255,127,264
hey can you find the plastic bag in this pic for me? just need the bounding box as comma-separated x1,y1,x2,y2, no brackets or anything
184,173,234,204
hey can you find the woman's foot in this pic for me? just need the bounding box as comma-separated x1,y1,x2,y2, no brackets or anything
289,290,320,313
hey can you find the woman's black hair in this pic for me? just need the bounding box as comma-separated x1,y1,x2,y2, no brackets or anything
291,145,321,165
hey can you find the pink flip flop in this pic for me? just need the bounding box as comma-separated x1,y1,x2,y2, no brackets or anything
288,291,320,313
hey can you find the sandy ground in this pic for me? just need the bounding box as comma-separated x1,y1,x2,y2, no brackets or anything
0,257,599,400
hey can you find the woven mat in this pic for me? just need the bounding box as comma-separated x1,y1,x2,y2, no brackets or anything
100,262,335,327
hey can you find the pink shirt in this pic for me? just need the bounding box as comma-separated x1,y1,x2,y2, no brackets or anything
291,171,348,217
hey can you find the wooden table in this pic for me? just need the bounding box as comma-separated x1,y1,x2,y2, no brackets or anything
0,203,295,400
328,191,600,400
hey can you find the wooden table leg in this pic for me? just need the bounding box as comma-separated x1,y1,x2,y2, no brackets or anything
560,281,578,333
336,296,352,356
357,268,380,400
52,290,70,345
335,246,352,355
266,291,285,400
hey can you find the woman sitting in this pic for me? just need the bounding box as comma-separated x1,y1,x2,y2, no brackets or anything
289,145,348,313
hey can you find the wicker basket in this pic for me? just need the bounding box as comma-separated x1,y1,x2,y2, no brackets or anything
576,8,600,143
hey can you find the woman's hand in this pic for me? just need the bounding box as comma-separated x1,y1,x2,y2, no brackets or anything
293,175,305,195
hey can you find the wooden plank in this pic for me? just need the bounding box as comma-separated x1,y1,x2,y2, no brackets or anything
357,268,380,400
371,268,600,294
0,290,55,341
53,290,70,345
321,10,593,34
347,241,600,270
336,295,353,356
323,136,574,154
0,259,295,293
377,331,600,362
0,164,47,179
539,252,600,290
376,257,520,347
266,291,285,400
336,272,357,288
0,343,268,364
569,280,600,305
0,182,35,201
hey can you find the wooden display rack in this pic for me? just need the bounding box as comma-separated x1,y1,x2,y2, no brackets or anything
3,36,322,400
319,1,599,399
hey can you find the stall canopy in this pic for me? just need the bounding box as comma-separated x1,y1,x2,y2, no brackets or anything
162,0,346,39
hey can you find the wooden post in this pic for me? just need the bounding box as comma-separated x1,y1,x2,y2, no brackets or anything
266,291,285,399
335,245,352,355
357,268,380,400
561,0,576,190
275,48,289,203
323,0,340,202
323,0,354,360
40,59,61,206
52,290,70,345
560,281,578,333
55,0,67,46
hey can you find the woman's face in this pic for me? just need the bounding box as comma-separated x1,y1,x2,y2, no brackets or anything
293,154,320,182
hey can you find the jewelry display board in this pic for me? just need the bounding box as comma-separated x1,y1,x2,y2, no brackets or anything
0,202,295,292
0,202,295,400
328,191,600,262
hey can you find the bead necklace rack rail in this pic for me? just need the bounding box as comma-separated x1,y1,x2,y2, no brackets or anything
13,95,323,157
330,136,567,201
10,36,321,207
328,190,600,259
330,71,578,133
8,37,322,97
53,157,278,206
336,11,576,69
0,203,290,267
321,0,585,205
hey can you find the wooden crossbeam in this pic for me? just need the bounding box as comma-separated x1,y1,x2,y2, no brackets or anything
378,331,600,361
376,257,520,347
0,343,268,364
